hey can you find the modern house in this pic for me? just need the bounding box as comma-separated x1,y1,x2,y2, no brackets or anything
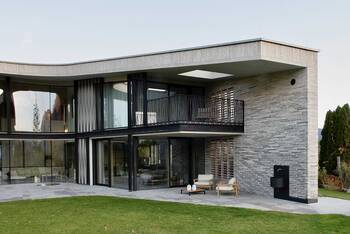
0,38,318,203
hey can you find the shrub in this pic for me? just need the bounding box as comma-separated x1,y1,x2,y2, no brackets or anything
318,167,328,187
340,162,350,190
322,175,343,190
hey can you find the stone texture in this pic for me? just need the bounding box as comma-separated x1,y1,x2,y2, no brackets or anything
206,62,318,201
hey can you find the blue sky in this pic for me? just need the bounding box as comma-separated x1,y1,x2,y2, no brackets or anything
0,0,349,127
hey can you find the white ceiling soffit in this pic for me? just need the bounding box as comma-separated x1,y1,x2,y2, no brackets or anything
178,70,233,79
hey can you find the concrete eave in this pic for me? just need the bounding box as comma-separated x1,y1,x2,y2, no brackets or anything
0,38,318,79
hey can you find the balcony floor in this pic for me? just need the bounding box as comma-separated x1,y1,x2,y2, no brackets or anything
0,183,349,216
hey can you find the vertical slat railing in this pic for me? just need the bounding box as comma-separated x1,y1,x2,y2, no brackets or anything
144,94,244,126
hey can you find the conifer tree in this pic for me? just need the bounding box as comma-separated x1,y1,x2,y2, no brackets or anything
33,94,40,132
320,104,350,173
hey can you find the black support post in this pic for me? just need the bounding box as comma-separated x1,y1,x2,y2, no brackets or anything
142,77,147,126
5,77,11,133
127,79,133,127
86,138,90,185
189,138,193,184
128,134,134,191
74,81,79,184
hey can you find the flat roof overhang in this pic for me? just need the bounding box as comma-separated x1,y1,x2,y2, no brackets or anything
0,38,318,82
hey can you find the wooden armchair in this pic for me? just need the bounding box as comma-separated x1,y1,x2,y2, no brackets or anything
193,174,214,190
216,177,240,197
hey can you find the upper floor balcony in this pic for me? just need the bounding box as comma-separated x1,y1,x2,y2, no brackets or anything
132,94,244,132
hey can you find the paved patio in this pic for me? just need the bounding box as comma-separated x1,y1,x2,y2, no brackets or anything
0,183,350,216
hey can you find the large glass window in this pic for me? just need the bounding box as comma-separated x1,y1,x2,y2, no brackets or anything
0,141,9,184
170,139,190,187
12,86,50,132
104,82,128,129
24,141,45,167
95,140,109,185
111,138,128,189
137,138,169,190
147,83,168,124
0,140,75,184
50,86,75,132
11,83,75,132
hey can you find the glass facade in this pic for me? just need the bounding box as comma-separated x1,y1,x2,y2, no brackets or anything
104,82,128,129
137,138,169,190
96,140,109,186
95,137,129,189
111,138,128,189
11,83,74,132
0,77,209,191
0,140,75,185
170,139,190,187
50,86,75,132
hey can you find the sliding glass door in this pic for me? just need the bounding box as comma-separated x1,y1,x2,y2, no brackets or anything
170,139,190,187
137,138,169,190
94,138,129,188
111,139,129,189
95,140,109,186
0,140,75,185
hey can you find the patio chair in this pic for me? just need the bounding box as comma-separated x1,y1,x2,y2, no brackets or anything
193,174,214,190
216,177,240,197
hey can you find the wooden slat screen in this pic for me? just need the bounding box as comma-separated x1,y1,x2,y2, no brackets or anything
207,138,234,179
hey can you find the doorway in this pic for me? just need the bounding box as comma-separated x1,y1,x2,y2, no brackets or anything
94,137,129,188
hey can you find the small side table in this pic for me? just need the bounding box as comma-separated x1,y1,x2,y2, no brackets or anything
180,188,206,196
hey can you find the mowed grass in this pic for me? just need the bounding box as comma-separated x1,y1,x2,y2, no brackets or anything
319,188,350,201
0,196,349,234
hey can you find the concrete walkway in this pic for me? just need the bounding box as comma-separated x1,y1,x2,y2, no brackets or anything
0,183,350,216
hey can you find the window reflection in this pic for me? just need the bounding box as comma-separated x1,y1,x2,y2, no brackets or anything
0,140,75,184
11,83,74,132
50,86,75,132
104,82,128,128
137,138,169,190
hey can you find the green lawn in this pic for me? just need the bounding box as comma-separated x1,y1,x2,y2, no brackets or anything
319,188,350,201
0,196,349,234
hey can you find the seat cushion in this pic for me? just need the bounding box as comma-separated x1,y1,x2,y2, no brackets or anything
216,185,233,191
198,174,213,181
194,181,211,186
228,177,236,185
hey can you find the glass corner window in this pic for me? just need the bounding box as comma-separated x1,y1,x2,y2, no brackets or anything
11,83,75,133
104,82,128,129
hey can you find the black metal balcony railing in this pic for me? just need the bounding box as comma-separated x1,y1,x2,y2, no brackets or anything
135,94,244,127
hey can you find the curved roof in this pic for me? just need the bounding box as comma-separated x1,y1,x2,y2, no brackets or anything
0,38,318,80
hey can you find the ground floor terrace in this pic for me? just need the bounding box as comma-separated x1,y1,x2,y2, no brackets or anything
0,133,314,203
0,135,236,191
0,183,349,216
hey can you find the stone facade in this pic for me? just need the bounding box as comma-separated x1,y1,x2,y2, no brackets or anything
206,65,318,201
